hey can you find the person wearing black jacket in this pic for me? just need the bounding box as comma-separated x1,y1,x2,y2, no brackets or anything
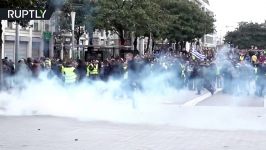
99,60,111,81
109,58,123,79
76,59,87,82
256,62,266,97
221,62,234,94
193,63,215,95
194,64,204,95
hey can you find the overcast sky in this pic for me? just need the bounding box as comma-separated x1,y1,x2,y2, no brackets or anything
209,0,266,35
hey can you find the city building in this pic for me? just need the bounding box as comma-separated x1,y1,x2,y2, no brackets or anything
1,0,219,61
1,20,54,61
192,0,218,48
92,29,122,48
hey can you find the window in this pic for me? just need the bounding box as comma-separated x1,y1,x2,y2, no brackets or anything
33,21,39,31
206,36,213,44
45,24,49,31
7,22,13,29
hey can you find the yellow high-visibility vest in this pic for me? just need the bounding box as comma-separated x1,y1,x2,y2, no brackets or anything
252,55,257,63
61,65,64,74
62,67,77,84
240,56,245,61
90,64,99,75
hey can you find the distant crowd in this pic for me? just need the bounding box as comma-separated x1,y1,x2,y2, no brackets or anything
1,47,266,97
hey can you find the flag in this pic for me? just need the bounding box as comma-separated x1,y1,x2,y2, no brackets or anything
191,48,206,61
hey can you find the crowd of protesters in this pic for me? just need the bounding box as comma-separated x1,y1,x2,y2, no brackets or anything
1,47,266,97
216,48,266,97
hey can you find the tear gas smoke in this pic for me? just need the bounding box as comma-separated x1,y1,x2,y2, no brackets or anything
0,47,265,131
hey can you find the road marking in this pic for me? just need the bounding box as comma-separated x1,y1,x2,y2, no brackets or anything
183,88,222,106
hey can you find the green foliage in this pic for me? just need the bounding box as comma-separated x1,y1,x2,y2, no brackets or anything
94,0,170,45
225,22,266,49
161,0,215,42
94,0,136,37
133,0,167,38
57,0,97,42
1,0,47,8
93,0,215,45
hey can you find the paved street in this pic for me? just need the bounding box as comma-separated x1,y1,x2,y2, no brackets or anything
162,89,209,105
1,0,266,149
0,115,266,150
1,89,266,150
198,93,264,107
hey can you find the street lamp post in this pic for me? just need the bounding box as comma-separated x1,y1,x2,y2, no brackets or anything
15,23,19,71
70,11,76,59
57,29,64,60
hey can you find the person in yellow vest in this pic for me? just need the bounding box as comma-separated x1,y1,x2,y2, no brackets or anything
62,61,77,84
252,54,258,64
192,55,196,61
239,54,245,62
60,64,65,74
88,60,99,80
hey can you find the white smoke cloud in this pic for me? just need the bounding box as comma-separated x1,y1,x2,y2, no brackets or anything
0,50,265,131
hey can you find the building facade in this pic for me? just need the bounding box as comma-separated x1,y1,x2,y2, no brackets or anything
193,0,219,48
1,20,55,61
92,29,120,46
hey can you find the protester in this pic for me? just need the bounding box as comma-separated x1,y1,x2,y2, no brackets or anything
1,46,265,97
76,59,87,82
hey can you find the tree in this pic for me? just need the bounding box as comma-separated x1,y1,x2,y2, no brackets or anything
92,0,215,50
132,0,168,51
94,0,166,46
56,0,97,58
160,0,215,50
224,22,266,49
57,0,215,53
94,0,135,46
0,0,49,89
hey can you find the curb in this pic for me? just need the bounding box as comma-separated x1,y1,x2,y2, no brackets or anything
183,88,223,106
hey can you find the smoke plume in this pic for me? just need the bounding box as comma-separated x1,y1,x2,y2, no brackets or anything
0,48,265,131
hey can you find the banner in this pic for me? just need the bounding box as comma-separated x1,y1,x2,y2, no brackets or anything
191,48,206,61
